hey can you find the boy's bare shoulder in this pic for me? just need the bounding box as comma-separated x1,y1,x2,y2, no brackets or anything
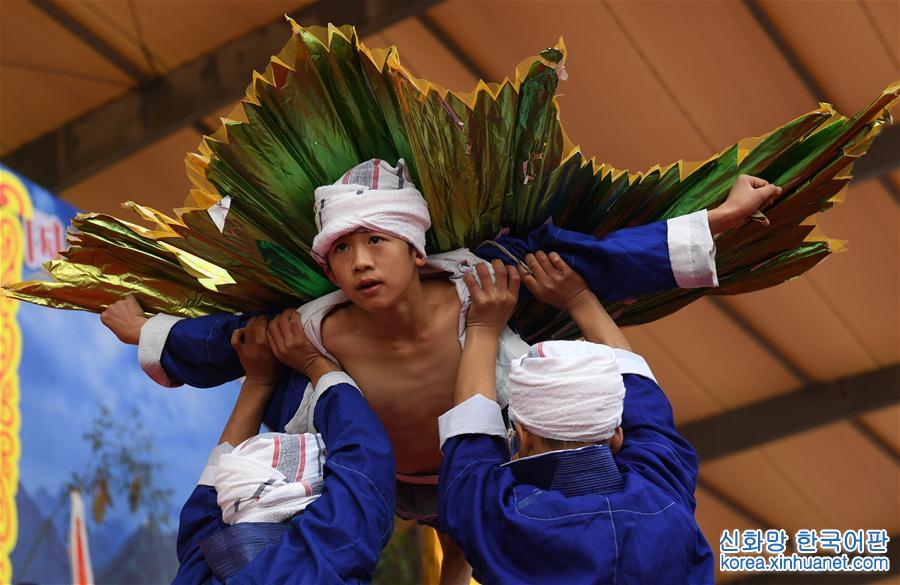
320,302,361,353
422,273,461,304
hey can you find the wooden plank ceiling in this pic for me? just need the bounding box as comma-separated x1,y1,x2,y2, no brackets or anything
2,1,897,581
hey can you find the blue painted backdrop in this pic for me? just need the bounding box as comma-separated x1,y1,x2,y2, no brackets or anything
7,165,240,584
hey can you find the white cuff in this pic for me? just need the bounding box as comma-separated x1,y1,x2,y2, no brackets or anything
613,348,657,383
283,380,315,435
495,327,530,409
284,371,359,435
314,371,360,397
438,394,507,449
666,210,719,288
198,442,234,486
138,314,184,387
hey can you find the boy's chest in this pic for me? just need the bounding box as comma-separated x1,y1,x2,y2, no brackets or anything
329,315,463,419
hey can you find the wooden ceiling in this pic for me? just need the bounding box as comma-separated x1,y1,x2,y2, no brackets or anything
2,1,897,581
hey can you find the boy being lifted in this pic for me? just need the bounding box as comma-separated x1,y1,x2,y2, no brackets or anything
102,159,777,582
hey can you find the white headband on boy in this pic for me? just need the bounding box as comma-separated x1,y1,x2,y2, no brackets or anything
215,432,325,524
310,158,431,264
507,340,626,443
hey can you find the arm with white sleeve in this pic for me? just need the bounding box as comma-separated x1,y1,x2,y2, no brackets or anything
240,310,396,583
536,257,701,508
173,315,280,584
477,174,783,301
104,176,779,390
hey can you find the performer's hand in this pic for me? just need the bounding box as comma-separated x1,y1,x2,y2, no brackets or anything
223,316,279,446
231,316,280,385
708,174,783,234
267,309,339,383
519,251,591,313
463,260,520,336
100,295,147,345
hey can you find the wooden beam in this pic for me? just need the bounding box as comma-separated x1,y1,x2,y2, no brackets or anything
680,365,900,463
2,0,442,192
742,0,899,192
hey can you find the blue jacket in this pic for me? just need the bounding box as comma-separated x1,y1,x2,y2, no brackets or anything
437,350,714,585
143,215,716,436
174,377,396,584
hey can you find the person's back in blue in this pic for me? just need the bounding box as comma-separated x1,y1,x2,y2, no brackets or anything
437,255,713,584
174,316,395,584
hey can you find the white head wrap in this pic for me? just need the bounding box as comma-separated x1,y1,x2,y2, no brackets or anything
215,432,325,524
508,340,626,443
310,158,431,265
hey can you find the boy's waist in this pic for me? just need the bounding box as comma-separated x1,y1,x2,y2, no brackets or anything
395,471,439,486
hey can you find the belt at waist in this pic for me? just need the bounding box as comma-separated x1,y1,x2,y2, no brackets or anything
200,522,291,582
395,471,439,486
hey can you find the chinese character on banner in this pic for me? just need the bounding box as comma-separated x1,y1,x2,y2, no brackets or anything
23,208,65,271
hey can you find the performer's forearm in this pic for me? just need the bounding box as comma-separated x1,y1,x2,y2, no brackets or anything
301,356,341,387
218,379,273,445
454,327,500,405
706,207,736,235
568,293,631,351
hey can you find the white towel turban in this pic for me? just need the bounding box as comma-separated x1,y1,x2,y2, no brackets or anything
215,432,325,524
508,340,626,443
310,158,431,265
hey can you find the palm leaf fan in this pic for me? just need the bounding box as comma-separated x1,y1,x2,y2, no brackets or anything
5,20,898,344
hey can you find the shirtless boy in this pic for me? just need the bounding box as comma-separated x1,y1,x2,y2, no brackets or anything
102,159,779,583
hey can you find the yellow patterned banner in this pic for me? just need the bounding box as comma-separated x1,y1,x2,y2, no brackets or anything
0,168,31,584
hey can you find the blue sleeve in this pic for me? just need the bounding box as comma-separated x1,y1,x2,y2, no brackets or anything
238,383,396,584
310,383,396,535
158,311,309,432
261,370,312,433
173,485,222,585
615,374,700,510
160,309,283,387
160,313,309,433
438,435,513,573
475,221,675,301
159,313,251,387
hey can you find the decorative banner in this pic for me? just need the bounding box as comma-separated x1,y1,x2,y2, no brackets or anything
2,165,241,584
0,167,32,584
1,164,423,583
